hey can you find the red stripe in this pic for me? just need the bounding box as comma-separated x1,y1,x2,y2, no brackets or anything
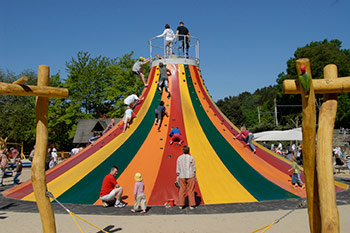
148,64,203,205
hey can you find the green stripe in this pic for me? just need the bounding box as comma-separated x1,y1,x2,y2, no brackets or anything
57,89,162,204
184,65,297,200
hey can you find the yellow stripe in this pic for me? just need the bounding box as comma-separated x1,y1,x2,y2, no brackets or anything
179,64,257,204
22,73,159,201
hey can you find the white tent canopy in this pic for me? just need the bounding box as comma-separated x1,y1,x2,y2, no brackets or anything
253,128,302,141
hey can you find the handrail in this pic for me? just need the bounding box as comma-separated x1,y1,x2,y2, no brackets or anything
148,34,200,64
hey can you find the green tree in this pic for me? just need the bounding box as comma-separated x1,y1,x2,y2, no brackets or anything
65,51,113,117
217,39,350,131
47,51,148,150
64,51,147,119
47,73,82,150
0,70,37,152
105,52,146,118
276,39,350,128
216,96,246,127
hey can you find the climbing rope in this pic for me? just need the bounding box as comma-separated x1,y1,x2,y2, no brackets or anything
251,200,306,233
46,191,109,233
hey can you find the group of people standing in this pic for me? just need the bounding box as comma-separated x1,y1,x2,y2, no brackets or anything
131,22,191,89
0,147,22,186
154,21,191,58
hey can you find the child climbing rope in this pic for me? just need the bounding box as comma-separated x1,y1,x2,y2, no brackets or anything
157,62,171,98
233,126,256,153
132,57,152,87
169,127,184,145
154,101,169,131
123,106,136,133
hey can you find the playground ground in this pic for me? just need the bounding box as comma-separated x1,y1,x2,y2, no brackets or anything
1,163,350,233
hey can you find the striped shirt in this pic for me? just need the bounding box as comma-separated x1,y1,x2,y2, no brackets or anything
176,154,196,178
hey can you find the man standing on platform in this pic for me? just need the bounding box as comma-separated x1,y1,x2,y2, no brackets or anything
100,166,125,208
176,145,197,210
175,21,190,58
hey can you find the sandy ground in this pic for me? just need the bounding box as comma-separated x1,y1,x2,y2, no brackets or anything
1,161,350,233
1,205,350,233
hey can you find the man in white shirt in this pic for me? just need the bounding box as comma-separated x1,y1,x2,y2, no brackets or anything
176,145,197,210
124,94,142,109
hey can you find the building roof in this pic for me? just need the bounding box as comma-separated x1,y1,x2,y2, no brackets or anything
73,118,120,144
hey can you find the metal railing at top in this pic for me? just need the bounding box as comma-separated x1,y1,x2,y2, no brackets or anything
148,35,200,63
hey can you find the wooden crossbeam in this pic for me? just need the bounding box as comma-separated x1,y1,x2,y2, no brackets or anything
283,77,350,94
0,82,68,98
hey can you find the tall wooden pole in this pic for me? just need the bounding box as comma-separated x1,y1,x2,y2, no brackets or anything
296,58,321,233
317,64,339,232
31,65,56,233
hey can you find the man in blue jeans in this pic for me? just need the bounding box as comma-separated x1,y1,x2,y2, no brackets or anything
175,21,190,58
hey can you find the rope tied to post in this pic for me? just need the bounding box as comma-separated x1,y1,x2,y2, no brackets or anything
251,200,306,233
46,191,110,233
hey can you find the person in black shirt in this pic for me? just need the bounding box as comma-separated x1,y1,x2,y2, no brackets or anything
154,101,169,130
175,21,190,58
157,62,171,98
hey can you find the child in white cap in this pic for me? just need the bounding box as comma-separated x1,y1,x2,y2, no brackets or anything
131,172,147,213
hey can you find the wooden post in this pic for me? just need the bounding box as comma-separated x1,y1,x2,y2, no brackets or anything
317,64,339,232
31,65,56,233
296,58,321,233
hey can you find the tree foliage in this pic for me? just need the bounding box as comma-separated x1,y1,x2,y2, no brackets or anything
64,51,146,118
49,51,147,150
1,51,148,151
216,96,246,126
216,39,350,131
0,70,37,151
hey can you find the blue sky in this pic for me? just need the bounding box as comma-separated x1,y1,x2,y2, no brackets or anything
1,0,349,101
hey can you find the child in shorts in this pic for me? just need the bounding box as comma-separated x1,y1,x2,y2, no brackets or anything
123,106,136,132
